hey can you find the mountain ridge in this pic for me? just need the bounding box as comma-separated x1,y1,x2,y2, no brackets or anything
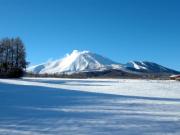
27,50,179,78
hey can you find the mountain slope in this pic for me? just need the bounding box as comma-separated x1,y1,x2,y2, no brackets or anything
27,50,179,77
27,50,122,74
125,61,179,74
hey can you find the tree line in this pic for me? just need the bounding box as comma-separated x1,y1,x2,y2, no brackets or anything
0,37,27,78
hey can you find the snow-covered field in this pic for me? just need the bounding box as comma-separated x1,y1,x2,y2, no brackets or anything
0,78,180,135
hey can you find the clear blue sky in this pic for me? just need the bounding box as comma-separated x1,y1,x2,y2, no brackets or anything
0,0,180,70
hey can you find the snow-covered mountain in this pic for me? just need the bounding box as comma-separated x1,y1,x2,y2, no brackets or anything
27,50,179,76
27,50,123,74
124,61,179,74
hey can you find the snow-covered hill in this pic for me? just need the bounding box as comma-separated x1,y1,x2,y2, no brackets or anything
27,50,179,75
27,50,123,74
124,61,179,74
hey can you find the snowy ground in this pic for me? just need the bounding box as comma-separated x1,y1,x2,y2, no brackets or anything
0,78,180,135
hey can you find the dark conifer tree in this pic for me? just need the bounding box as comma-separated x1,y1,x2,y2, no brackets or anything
0,37,27,78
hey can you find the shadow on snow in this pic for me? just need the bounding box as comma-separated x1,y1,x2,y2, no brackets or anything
0,83,180,135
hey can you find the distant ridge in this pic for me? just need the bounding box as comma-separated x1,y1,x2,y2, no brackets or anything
27,50,179,78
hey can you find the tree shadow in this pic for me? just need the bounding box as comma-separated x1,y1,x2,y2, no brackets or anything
0,83,180,135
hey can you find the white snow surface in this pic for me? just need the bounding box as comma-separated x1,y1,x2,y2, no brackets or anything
27,50,122,74
1,78,180,99
126,61,171,72
0,78,180,135
128,61,148,70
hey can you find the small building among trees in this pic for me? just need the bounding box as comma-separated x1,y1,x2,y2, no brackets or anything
170,75,180,81
0,37,27,78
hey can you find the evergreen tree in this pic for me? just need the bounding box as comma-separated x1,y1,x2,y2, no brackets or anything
0,37,27,78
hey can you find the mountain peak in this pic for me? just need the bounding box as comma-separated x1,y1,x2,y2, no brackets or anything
27,50,179,75
67,50,90,56
72,50,90,54
28,50,118,74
